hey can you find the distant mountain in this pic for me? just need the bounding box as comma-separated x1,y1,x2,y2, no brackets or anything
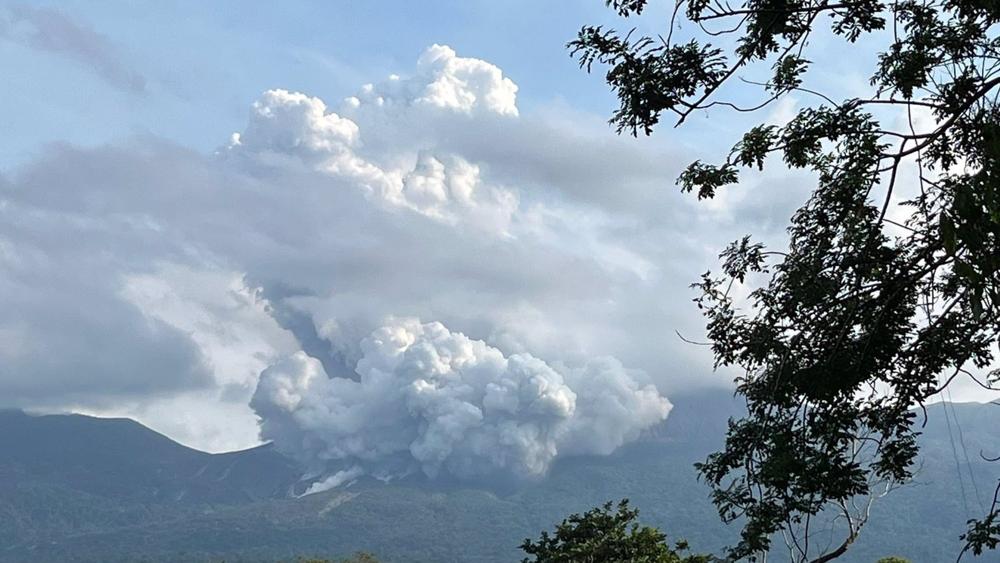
0,410,301,503
1,392,998,562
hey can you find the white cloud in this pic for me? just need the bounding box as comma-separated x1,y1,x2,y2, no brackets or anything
233,89,360,158
0,44,755,455
121,264,299,392
301,466,364,496
414,44,519,116
251,318,670,482
345,44,519,118
226,78,520,234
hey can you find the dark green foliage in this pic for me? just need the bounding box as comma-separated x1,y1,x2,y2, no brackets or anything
570,31,727,135
607,0,650,15
297,553,380,563
572,0,1000,560
678,161,738,199
520,500,714,563
961,482,1000,558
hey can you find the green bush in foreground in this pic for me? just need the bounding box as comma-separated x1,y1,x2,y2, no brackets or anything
298,552,379,563
520,499,715,562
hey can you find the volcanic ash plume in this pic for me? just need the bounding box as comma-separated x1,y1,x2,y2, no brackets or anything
250,318,671,487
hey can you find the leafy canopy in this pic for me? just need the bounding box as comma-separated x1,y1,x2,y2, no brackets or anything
572,0,1000,560
520,499,715,563
298,553,380,563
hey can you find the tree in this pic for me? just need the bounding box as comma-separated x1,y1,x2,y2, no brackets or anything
961,483,1000,559
297,553,380,563
875,558,912,563
520,499,715,562
571,0,1000,561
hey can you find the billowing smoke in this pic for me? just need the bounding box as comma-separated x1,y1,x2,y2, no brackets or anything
251,318,670,490
237,49,672,482
3,41,717,455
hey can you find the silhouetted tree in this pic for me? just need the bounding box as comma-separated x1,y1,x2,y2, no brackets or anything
572,0,1000,560
961,483,1000,559
520,499,715,562
297,552,380,563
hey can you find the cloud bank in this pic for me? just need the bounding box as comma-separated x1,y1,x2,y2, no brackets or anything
1,44,766,459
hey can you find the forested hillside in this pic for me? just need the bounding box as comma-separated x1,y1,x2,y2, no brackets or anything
1,393,996,562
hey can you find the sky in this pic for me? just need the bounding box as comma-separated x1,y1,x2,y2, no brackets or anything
1,1,992,473
1,1,628,165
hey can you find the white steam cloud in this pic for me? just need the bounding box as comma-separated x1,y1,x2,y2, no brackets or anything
224,45,520,234
235,48,671,483
251,318,670,483
4,42,740,455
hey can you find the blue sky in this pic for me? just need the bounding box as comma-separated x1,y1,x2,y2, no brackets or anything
2,1,646,166
1,0,884,168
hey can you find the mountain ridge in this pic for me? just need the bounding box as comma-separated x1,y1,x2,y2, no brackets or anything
1,392,998,562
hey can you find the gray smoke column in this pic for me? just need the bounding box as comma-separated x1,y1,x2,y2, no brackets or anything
251,318,670,490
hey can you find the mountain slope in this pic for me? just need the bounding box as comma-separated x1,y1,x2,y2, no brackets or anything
1,394,998,562
0,410,299,503
0,409,301,554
